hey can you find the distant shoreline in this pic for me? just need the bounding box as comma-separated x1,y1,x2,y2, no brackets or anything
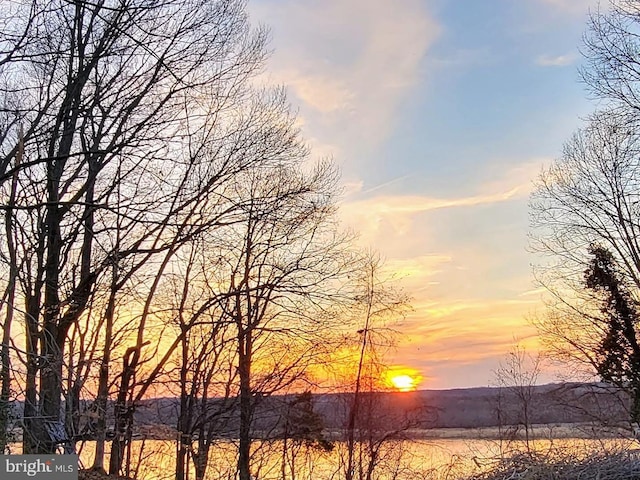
123,422,635,442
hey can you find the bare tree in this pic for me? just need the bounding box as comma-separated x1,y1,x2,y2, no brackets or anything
0,4,412,480
104,84,312,476
0,0,327,465
166,240,238,480
581,1,640,116
493,345,543,453
529,106,640,427
0,124,22,452
341,255,411,480
529,0,640,432
206,160,356,480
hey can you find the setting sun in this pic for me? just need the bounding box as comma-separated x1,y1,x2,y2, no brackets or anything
390,374,418,392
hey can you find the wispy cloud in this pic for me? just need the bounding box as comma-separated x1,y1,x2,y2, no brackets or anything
394,298,542,387
248,1,574,389
339,187,523,238
339,159,541,241
249,0,440,167
479,158,545,195
536,53,577,67
340,192,494,241
383,255,453,292
336,160,547,387
347,187,524,216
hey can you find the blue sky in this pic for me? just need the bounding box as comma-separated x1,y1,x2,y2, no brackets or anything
249,0,601,388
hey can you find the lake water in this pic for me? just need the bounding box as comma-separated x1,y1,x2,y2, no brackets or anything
72,435,638,480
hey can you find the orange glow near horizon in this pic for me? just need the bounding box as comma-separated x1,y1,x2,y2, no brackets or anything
390,374,417,392
384,367,423,392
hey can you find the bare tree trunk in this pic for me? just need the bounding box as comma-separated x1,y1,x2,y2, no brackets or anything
346,270,374,480
238,325,252,480
92,284,115,472
176,329,190,480
109,346,139,476
23,294,42,454
193,425,209,480
65,354,83,453
0,127,21,452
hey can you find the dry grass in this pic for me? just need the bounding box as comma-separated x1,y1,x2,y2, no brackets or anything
78,469,133,480
467,450,640,480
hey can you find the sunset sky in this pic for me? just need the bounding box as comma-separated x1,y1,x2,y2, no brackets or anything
248,0,600,389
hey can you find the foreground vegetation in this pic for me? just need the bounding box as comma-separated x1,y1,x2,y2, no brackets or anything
469,450,640,480
70,439,640,480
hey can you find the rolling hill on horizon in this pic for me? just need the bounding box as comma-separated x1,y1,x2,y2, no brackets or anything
125,382,630,437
